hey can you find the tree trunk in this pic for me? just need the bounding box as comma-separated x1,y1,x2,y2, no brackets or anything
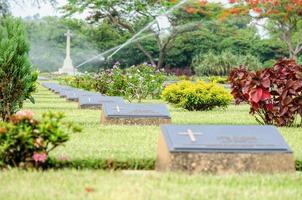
157,50,165,69
279,23,302,62
290,52,298,61
109,15,156,66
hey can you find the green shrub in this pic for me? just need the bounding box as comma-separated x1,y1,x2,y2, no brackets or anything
192,50,262,76
94,65,128,96
208,76,228,84
162,81,233,111
0,17,38,121
124,64,165,102
58,74,95,91
0,110,81,169
59,64,166,102
263,59,276,68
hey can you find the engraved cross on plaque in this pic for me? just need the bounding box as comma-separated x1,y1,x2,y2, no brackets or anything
178,129,203,142
116,105,120,113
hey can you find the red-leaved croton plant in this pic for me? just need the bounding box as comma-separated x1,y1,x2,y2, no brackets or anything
229,59,302,126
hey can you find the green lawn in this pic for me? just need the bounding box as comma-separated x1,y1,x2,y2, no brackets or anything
1,84,302,199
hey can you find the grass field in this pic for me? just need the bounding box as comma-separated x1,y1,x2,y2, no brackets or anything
1,84,302,200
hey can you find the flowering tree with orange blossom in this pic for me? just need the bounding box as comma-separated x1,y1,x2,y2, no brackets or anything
232,0,302,61
181,0,302,60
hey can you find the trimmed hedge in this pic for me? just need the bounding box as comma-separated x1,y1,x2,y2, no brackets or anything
162,81,233,111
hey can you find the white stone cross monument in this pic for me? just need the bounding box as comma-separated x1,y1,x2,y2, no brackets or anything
58,30,76,75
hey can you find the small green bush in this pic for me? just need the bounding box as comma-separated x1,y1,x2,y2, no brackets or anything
124,64,165,102
0,110,81,169
162,81,233,111
58,74,95,91
192,50,262,76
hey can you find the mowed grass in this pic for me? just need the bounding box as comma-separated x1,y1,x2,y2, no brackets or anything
26,86,302,166
0,84,302,200
0,170,302,200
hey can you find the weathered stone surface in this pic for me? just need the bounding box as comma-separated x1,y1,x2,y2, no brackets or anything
101,103,171,125
101,113,171,125
79,96,123,109
156,125,295,174
65,91,100,102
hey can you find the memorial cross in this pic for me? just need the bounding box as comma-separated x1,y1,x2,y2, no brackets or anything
178,129,203,142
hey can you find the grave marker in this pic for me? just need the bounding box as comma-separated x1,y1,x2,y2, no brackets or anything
101,103,171,125
79,96,124,109
156,125,295,174
65,91,100,102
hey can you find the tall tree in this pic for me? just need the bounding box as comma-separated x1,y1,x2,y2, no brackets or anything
64,0,164,66
220,0,302,60
0,17,37,121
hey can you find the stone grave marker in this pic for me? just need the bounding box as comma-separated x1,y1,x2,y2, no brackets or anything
65,91,101,102
156,125,295,174
42,83,59,91
101,103,171,125
59,88,83,98
52,86,71,94
79,96,124,109
58,88,77,97
49,84,61,92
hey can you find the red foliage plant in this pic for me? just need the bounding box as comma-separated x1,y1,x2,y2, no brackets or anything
229,59,302,127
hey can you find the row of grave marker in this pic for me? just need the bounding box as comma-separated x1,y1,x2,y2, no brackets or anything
41,82,295,174
42,82,172,125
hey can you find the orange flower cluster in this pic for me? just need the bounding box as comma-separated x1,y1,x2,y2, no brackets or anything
185,7,198,14
0,127,7,135
10,110,36,124
199,0,207,6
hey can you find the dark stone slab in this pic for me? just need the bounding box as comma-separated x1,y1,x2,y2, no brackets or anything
41,82,59,90
101,103,171,125
59,89,85,98
54,86,74,94
102,103,171,118
65,91,102,101
156,125,295,174
79,96,124,109
161,125,292,153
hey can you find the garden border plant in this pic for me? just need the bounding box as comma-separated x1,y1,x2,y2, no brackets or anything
229,59,302,127
0,110,81,169
59,63,166,102
162,80,233,111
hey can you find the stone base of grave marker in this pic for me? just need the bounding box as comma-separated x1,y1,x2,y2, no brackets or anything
156,132,295,174
66,97,77,102
101,114,171,126
79,104,102,109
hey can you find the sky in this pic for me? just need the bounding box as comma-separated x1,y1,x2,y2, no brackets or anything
11,0,229,18
11,0,67,17
10,0,267,38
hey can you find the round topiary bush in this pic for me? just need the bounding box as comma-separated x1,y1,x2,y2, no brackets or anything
162,81,233,111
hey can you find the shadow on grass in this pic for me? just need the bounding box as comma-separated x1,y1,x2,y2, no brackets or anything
25,106,77,110
48,158,155,170
46,158,302,171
